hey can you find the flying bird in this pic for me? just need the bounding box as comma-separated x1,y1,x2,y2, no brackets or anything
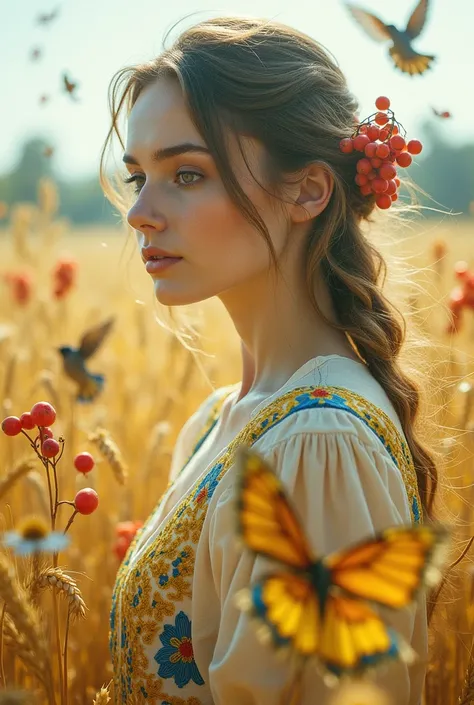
30,48,42,62
346,0,435,76
36,7,61,26
57,317,115,402
62,73,80,102
432,107,452,119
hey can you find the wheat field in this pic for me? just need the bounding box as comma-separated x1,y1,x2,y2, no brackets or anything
1,184,474,704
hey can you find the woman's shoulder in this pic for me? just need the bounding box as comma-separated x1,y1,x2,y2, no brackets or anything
249,372,408,472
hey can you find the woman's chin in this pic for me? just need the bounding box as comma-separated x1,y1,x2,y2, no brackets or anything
153,284,212,307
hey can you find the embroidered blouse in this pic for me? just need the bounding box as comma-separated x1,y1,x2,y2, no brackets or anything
109,354,427,705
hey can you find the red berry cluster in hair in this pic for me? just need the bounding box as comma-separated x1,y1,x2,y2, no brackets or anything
339,96,423,210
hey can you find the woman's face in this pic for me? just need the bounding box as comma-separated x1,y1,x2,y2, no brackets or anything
124,76,293,306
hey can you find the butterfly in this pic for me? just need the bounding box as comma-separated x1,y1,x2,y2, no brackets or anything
234,445,449,683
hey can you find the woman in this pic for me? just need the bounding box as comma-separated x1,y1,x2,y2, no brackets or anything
100,14,438,704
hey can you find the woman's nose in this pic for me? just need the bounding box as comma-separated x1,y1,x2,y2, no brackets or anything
126,196,167,232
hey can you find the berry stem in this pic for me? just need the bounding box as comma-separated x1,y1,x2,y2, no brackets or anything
63,510,78,535
52,459,60,524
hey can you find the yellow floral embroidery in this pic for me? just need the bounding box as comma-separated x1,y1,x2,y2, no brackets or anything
110,385,421,704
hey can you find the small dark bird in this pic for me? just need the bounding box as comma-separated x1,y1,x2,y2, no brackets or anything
432,107,452,119
30,48,42,62
58,317,115,402
36,7,61,26
346,0,435,76
62,73,80,102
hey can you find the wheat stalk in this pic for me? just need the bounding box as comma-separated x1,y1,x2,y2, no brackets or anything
92,681,112,704
0,460,36,503
2,615,51,693
458,644,474,705
30,567,87,620
23,471,50,519
87,428,128,485
0,553,47,661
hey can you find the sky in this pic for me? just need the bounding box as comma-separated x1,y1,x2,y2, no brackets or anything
3,0,474,181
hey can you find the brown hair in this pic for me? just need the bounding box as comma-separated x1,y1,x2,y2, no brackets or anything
99,14,439,519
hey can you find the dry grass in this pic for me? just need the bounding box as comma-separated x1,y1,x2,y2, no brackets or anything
0,186,474,703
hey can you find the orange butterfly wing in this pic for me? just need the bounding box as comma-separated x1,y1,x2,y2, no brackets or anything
326,524,449,609
235,445,314,570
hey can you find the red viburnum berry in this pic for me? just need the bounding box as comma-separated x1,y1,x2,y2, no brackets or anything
19,412,36,430
397,152,413,168
74,488,99,515
391,193,399,202
339,138,353,154
30,402,56,428
371,157,383,169
407,139,423,155
42,438,60,458
379,128,390,142
376,194,392,209
376,143,390,159
40,427,54,440
390,135,406,151
360,183,373,196
367,125,380,141
372,178,389,194
379,163,397,181
385,180,398,196
356,158,372,175
74,452,95,474
394,177,401,188
375,112,389,126
375,96,390,111
2,416,22,436
364,142,378,158
353,134,370,152
355,174,369,186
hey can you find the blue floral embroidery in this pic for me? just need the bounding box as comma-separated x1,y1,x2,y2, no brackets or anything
154,611,204,688
412,495,420,524
193,462,223,503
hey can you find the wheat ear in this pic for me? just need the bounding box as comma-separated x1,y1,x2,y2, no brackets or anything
92,681,112,704
31,567,87,620
88,428,128,485
0,553,47,661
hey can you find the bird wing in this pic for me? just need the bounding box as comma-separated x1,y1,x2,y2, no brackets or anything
345,4,392,43
405,0,429,39
78,317,115,359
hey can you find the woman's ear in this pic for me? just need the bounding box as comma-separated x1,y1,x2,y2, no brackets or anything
288,164,334,223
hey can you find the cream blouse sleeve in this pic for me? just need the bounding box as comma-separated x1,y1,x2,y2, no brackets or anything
198,426,428,705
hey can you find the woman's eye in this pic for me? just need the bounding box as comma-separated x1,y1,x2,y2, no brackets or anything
122,174,145,194
176,170,203,186
122,170,203,194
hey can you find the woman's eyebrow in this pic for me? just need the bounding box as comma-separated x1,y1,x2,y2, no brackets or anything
122,143,210,166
